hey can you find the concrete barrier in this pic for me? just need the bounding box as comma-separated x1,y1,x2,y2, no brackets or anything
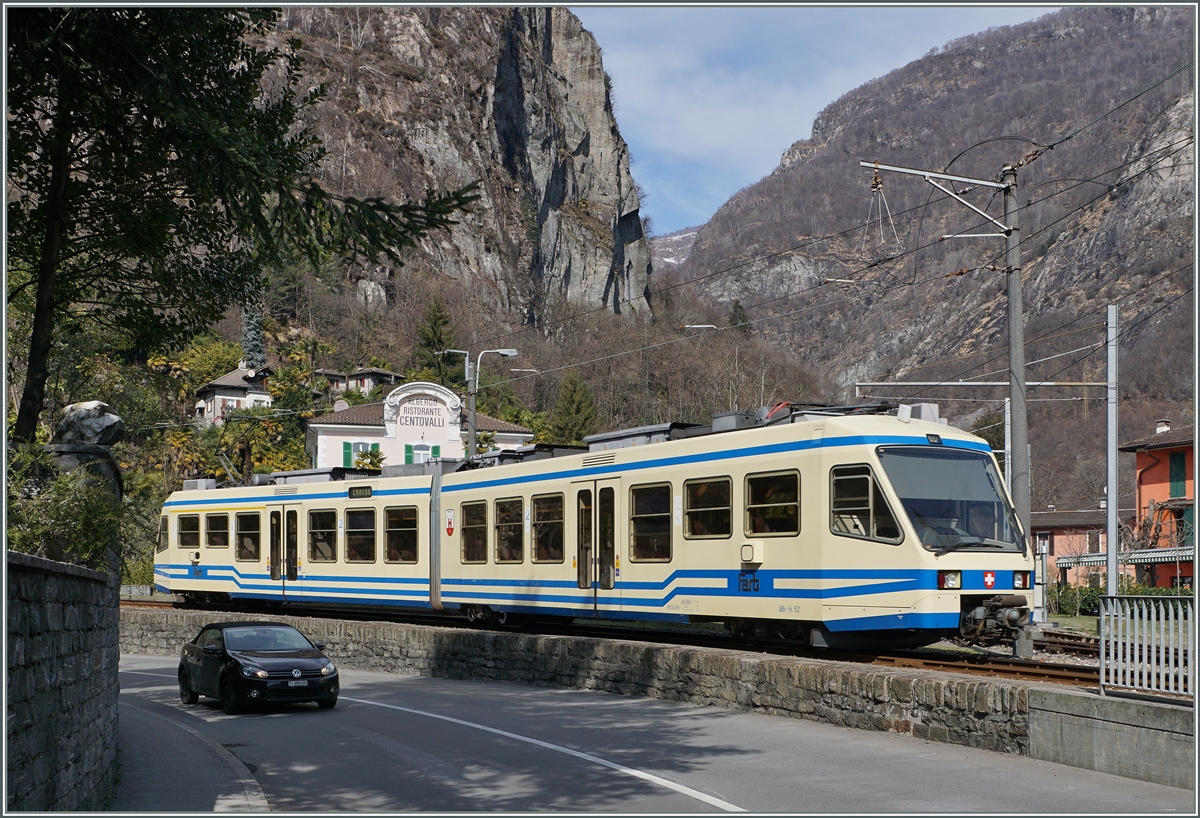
120,609,1193,789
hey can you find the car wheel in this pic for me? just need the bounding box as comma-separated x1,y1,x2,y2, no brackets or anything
317,695,338,710
179,669,199,705
219,676,241,715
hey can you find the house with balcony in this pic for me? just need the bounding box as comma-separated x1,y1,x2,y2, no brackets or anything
313,368,349,394
1116,420,1194,588
346,367,400,394
194,364,274,426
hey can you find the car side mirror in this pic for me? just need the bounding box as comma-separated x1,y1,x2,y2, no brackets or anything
202,644,221,655
314,642,325,651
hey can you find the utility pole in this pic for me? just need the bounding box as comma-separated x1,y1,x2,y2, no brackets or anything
860,160,1031,544
1106,305,1119,595
1002,165,1031,548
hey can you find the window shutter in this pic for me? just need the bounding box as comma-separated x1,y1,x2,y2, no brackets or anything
370,443,380,453
343,441,352,467
1169,452,1186,498
404,444,413,465
432,445,441,459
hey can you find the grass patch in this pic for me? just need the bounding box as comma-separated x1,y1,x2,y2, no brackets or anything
1047,613,1099,636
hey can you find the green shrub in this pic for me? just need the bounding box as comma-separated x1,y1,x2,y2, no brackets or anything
7,446,122,572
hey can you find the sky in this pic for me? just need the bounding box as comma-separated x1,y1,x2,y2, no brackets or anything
570,5,1060,236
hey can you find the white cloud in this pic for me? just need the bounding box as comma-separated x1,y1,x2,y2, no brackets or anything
571,5,1059,234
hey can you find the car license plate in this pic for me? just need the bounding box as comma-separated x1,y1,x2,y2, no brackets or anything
288,679,308,687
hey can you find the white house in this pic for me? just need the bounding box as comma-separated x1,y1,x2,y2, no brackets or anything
305,381,534,468
346,366,400,394
194,364,274,426
313,368,349,394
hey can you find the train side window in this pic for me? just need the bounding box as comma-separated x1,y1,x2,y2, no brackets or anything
235,513,261,561
684,478,732,538
745,471,799,536
532,493,564,562
461,501,487,564
157,516,169,553
205,514,229,548
308,510,337,562
630,483,671,562
346,508,376,562
178,515,200,548
830,465,902,544
495,498,524,563
385,506,419,563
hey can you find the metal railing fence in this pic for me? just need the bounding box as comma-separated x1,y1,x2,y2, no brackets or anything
1099,595,1193,699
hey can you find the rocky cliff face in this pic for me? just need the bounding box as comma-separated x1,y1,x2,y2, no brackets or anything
272,7,651,323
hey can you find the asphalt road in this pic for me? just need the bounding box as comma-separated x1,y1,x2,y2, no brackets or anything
114,654,1194,812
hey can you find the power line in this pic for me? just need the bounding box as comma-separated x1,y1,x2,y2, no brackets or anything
1044,61,1194,151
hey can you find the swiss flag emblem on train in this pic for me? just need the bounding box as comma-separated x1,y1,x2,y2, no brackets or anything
446,509,455,536
984,571,996,589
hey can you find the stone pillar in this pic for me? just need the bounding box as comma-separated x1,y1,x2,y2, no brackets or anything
44,401,125,573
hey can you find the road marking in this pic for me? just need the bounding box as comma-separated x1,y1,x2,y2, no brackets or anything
342,696,744,812
122,670,178,678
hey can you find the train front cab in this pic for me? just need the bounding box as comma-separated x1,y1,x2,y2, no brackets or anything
811,431,1033,649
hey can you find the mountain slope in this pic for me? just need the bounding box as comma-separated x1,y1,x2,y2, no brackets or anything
664,6,1193,508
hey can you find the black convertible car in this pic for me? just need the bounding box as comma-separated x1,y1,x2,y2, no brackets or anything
178,621,339,714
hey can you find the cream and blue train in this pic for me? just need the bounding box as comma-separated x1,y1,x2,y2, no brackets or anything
154,403,1034,648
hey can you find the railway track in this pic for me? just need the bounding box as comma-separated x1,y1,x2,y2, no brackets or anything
121,599,1100,687
1034,630,1100,656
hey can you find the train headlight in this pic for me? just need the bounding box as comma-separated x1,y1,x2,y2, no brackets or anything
937,570,961,590
240,665,269,679
1013,571,1030,589
321,662,337,676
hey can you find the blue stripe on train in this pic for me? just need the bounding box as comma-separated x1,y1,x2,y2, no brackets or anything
161,565,1026,616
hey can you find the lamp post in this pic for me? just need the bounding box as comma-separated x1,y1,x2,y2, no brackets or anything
448,348,518,458
445,349,472,458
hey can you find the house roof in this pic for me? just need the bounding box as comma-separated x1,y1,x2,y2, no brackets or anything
348,367,399,379
1030,510,1106,530
197,366,273,395
1029,509,1135,530
314,368,348,379
309,402,533,435
1118,425,1194,452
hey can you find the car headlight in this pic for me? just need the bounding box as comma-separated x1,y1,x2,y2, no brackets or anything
241,665,269,679
321,662,337,676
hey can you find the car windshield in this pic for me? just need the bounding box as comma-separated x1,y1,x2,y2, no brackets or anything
223,626,313,651
876,446,1024,554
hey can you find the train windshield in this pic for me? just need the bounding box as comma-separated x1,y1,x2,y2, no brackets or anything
876,446,1024,555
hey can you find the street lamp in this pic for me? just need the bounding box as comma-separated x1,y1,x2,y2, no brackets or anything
448,348,518,458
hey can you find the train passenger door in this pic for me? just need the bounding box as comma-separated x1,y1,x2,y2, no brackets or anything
573,480,620,615
268,504,301,599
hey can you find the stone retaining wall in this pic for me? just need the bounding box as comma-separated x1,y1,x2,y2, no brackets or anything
8,553,120,811
120,609,1030,754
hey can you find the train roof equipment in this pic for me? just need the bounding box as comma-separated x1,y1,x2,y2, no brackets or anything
180,400,956,490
